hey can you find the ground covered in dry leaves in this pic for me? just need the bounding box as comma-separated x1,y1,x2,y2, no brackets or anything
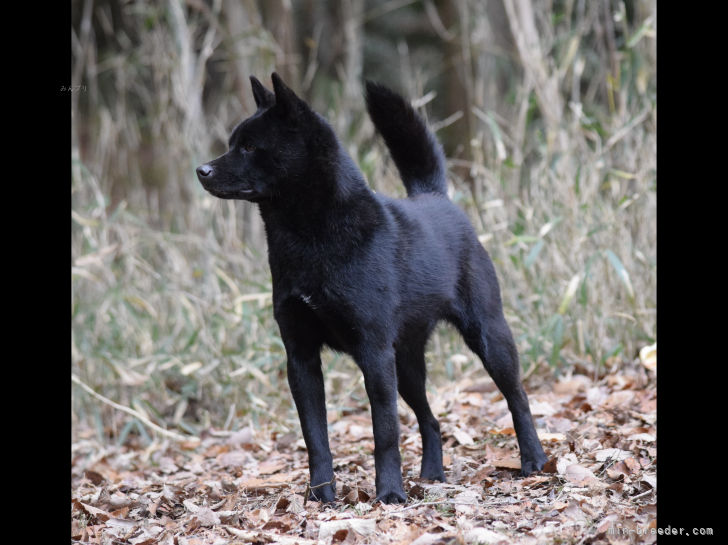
72,360,656,545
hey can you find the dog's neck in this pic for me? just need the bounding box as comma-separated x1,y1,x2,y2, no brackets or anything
257,127,381,251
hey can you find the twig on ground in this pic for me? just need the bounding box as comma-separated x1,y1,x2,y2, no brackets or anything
303,475,337,506
290,515,307,534
598,453,620,477
630,489,654,501
71,374,199,443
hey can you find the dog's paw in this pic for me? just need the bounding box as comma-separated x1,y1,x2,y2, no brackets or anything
520,452,549,477
308,483,336,504
376,488,408,505
420,468,447,483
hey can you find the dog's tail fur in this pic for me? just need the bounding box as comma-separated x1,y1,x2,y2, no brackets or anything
365,81,448,197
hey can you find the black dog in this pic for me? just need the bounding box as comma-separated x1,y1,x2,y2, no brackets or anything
196,73,547,504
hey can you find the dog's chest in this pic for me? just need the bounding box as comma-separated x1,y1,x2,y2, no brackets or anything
294,285,360,352
294,284,345,319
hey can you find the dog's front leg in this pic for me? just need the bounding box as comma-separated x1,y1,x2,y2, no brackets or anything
277,300,335,502
356,346,408,504
286,350,335,503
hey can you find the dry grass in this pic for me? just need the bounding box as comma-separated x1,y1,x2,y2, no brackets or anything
71,0,656,446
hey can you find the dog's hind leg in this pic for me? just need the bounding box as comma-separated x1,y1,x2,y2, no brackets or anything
459,315,547,475
449,273,548,476
395,337,446,482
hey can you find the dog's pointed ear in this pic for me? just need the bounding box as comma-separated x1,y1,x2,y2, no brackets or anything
250,76,275,109
271,72,300,126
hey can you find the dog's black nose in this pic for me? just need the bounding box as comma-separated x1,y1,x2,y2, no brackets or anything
196,165,213,179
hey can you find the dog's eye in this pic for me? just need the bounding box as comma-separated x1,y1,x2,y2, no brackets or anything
244,144,256,152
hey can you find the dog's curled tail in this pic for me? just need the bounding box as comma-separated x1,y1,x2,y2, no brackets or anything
365,81,448,197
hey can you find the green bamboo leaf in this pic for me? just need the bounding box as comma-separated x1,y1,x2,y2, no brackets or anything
627,16,655,48
605,250,635,300
538,216,562,238
505,235,540,246
602,343,624,363
550,314,564,367
525,239,545,269
558,273,582,314
117,419,136,447
472,107,506,160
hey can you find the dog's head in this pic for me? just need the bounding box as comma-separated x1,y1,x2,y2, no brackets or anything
196,73,312,202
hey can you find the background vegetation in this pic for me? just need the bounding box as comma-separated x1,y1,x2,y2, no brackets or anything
71,0,656,446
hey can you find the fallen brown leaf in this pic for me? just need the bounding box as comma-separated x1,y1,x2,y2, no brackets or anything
343,488,370,505
74,500,110,522
493,458,521,470
451,426,474,445
286,494,305,514
332,528,349,543
262,520,291,532
542,458,558,473
110,506,129,519
408,484,425,499
259,461,288,474
183,500,221,526
85,470,105,485
624,457,641,473
239,472,296,490
319,519,376,540
564,464,598,484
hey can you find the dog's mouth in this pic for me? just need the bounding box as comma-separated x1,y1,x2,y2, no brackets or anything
204,186,256,199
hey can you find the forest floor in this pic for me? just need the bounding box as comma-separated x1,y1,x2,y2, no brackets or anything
71,358,656,545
